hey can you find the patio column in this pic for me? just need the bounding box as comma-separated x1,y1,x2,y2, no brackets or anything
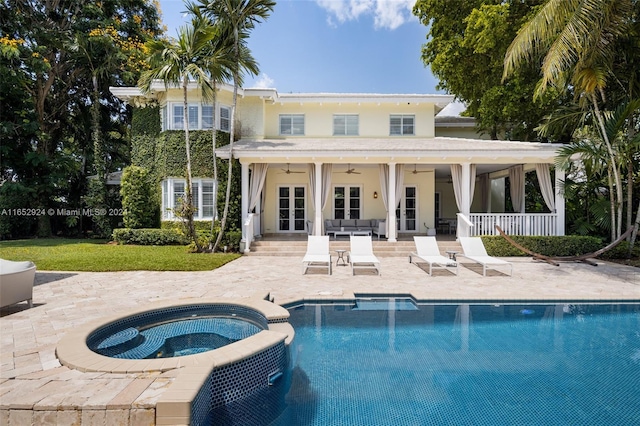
388,162,397,242
314,162,323,235
459,163,471,238
241,162,249,247
555,167,565,236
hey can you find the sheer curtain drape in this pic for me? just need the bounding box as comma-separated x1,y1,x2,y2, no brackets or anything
308,164,333,211
379,164,389,211
394,164,405,208
450,164,476,210
248,164,268,213
509,165,524,213
479,173,490,212
535,163,555,212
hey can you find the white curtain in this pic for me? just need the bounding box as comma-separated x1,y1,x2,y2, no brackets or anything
394,164,405,208
321,164,332,210
379,164,389,211
535,163,555,212
248,163,268,213
308,164,317,210
509,165,524,213
450,164,477,211
479,173,490,213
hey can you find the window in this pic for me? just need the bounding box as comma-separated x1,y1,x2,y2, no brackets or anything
333,114,358,136
220,106,230,132
390,114,415,135
280,114,305,135
202,105,214,129
161,178,217,220
173,105,184,129
161,106,167,131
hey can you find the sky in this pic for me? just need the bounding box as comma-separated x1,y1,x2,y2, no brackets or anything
156,0,442,94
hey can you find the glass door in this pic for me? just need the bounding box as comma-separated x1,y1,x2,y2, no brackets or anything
396,185,417,232
333,186,361,219
278,186,306,232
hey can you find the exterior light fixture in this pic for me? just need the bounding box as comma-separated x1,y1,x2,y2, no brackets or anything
373,191,378,199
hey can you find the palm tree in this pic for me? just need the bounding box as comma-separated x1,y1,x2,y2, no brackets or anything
196,0,275,252
186,3,259,251
139,18,216,251
503,0,634,239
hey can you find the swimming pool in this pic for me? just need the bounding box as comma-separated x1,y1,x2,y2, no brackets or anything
275,300,640,426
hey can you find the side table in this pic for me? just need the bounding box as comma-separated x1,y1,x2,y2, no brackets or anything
335,249,348,266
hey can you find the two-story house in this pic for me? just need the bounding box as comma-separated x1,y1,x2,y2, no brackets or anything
111,83,566,250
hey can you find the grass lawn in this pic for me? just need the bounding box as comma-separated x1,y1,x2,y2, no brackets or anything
0,239,241,271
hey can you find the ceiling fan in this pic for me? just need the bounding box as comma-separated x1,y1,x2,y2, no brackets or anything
410,164,433,175
279,163,305,174
337,164,361,174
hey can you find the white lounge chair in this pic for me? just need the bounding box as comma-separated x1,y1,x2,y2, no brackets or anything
409,236,458,276
1,259,36,308
458,237,513,276
302,236,332,275
348,235,380,275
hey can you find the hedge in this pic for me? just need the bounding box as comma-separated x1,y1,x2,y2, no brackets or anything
480,235,603,257
161,221,242,252
112,228,189,245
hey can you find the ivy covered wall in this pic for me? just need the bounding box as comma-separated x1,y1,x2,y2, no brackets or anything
130,106,241,230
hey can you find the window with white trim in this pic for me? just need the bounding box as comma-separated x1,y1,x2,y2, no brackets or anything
161,178,217,220
390,114,415,135
202,105,214,129
166,103,231,132
279,114,305,135
220,106,230,132
333,114,359,136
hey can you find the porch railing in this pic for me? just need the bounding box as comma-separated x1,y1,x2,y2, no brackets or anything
469,213,557,236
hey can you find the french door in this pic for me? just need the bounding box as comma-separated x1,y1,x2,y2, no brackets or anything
333,186,361,219
396,185,418,232
278,186,306,232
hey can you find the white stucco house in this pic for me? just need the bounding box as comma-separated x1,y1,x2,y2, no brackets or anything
111,83,566,251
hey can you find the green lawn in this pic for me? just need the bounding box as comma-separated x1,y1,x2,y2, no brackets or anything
0,239,241,271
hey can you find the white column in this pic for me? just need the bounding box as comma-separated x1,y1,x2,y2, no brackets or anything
388,162,397,242
241,162,249,245
555,167,565,236
314,162,323,236
460,163,471,238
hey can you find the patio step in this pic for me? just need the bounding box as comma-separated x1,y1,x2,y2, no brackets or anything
247,239,462,258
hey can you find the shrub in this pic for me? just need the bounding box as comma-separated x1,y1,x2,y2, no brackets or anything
162,221,242,252
120,166,159,229
481,235,603,257
112,228,189,245
599,241,640,260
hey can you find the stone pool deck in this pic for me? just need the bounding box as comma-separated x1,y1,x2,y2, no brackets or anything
1,255,639,425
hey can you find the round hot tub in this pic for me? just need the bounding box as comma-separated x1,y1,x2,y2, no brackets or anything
86,304,266,359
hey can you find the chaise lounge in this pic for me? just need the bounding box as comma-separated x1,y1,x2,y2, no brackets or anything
348,235,381,275
302,236,332,275
409,236,458,276
1,259,36,309
458,237,513,276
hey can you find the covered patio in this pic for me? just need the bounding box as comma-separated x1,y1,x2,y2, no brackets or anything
215,137,566,252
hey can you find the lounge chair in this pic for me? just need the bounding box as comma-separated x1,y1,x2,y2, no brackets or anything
302,236,332,275
409,236,458,276
458,237,513,276
348,235,380,275
0,259,36,308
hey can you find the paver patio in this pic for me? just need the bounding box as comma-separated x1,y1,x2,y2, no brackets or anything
1,256,638,425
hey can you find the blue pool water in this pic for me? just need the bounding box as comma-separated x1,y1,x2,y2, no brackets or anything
274,301,640,426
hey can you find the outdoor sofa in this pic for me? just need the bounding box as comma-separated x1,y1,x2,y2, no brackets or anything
1,259,36,309
324,219,386,239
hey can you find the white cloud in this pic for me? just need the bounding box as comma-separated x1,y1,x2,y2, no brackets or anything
315,0,416,30
252,73,275,89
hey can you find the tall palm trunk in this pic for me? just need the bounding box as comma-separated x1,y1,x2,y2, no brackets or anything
182,77,201,251
212,27,239,252
209,81,219,251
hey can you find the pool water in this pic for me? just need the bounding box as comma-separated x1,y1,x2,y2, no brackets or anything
276,302,640,426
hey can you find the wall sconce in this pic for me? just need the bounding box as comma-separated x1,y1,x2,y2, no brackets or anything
373,191,378,199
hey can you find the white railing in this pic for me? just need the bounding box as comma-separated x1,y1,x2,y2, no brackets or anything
469,213,557,236
243,213,255,253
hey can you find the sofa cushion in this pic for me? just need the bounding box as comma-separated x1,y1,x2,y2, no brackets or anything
341,219,356,227
355,219,371,228
331,219,341,228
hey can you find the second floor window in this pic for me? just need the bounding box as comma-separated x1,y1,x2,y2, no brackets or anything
220,106,230,132
280,114,305,135
166,103,231,132
390,114,415,136
333,114,359,136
